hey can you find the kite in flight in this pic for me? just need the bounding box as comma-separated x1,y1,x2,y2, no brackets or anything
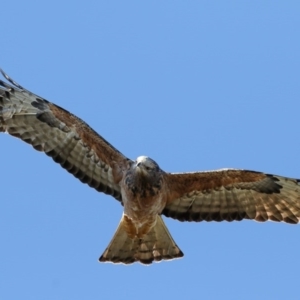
1,69,300,265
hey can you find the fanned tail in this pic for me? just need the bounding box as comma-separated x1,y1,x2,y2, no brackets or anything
99,215,183,265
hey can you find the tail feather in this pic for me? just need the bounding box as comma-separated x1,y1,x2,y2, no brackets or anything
99,215,183,265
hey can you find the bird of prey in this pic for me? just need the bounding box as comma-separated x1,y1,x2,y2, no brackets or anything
1,69,300,265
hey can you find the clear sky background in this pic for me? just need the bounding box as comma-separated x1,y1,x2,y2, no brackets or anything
1,1,300,299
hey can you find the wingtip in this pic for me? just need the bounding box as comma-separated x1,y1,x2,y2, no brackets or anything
0,68,24,90
0,68,8,80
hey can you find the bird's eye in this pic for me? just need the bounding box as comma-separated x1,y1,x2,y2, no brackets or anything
145,166,151,171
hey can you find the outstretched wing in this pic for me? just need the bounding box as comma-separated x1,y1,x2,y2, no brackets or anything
0,69,131,201
163,169,300,224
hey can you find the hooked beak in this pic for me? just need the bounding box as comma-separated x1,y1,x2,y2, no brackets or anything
134,161,146,175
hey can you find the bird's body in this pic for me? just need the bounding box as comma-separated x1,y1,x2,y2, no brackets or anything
1,69,300,265
122,157,165,230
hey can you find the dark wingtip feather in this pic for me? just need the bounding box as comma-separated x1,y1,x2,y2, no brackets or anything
0,68,24,90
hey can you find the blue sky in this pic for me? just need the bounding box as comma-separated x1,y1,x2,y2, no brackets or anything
1,1,300,299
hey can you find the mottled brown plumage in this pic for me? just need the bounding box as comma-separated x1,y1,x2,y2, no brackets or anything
1,69,300,265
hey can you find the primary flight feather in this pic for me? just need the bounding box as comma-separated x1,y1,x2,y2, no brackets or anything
1,69,300,265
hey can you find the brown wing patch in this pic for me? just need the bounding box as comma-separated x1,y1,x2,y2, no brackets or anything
48,102,125,168
166,170,270,194
163,169,300,224
0,70,130,201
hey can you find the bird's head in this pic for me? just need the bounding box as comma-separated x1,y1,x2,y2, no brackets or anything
134,156,161,177
125,156,164,195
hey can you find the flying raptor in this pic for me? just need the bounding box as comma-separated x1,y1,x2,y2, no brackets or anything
1,69,300,265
